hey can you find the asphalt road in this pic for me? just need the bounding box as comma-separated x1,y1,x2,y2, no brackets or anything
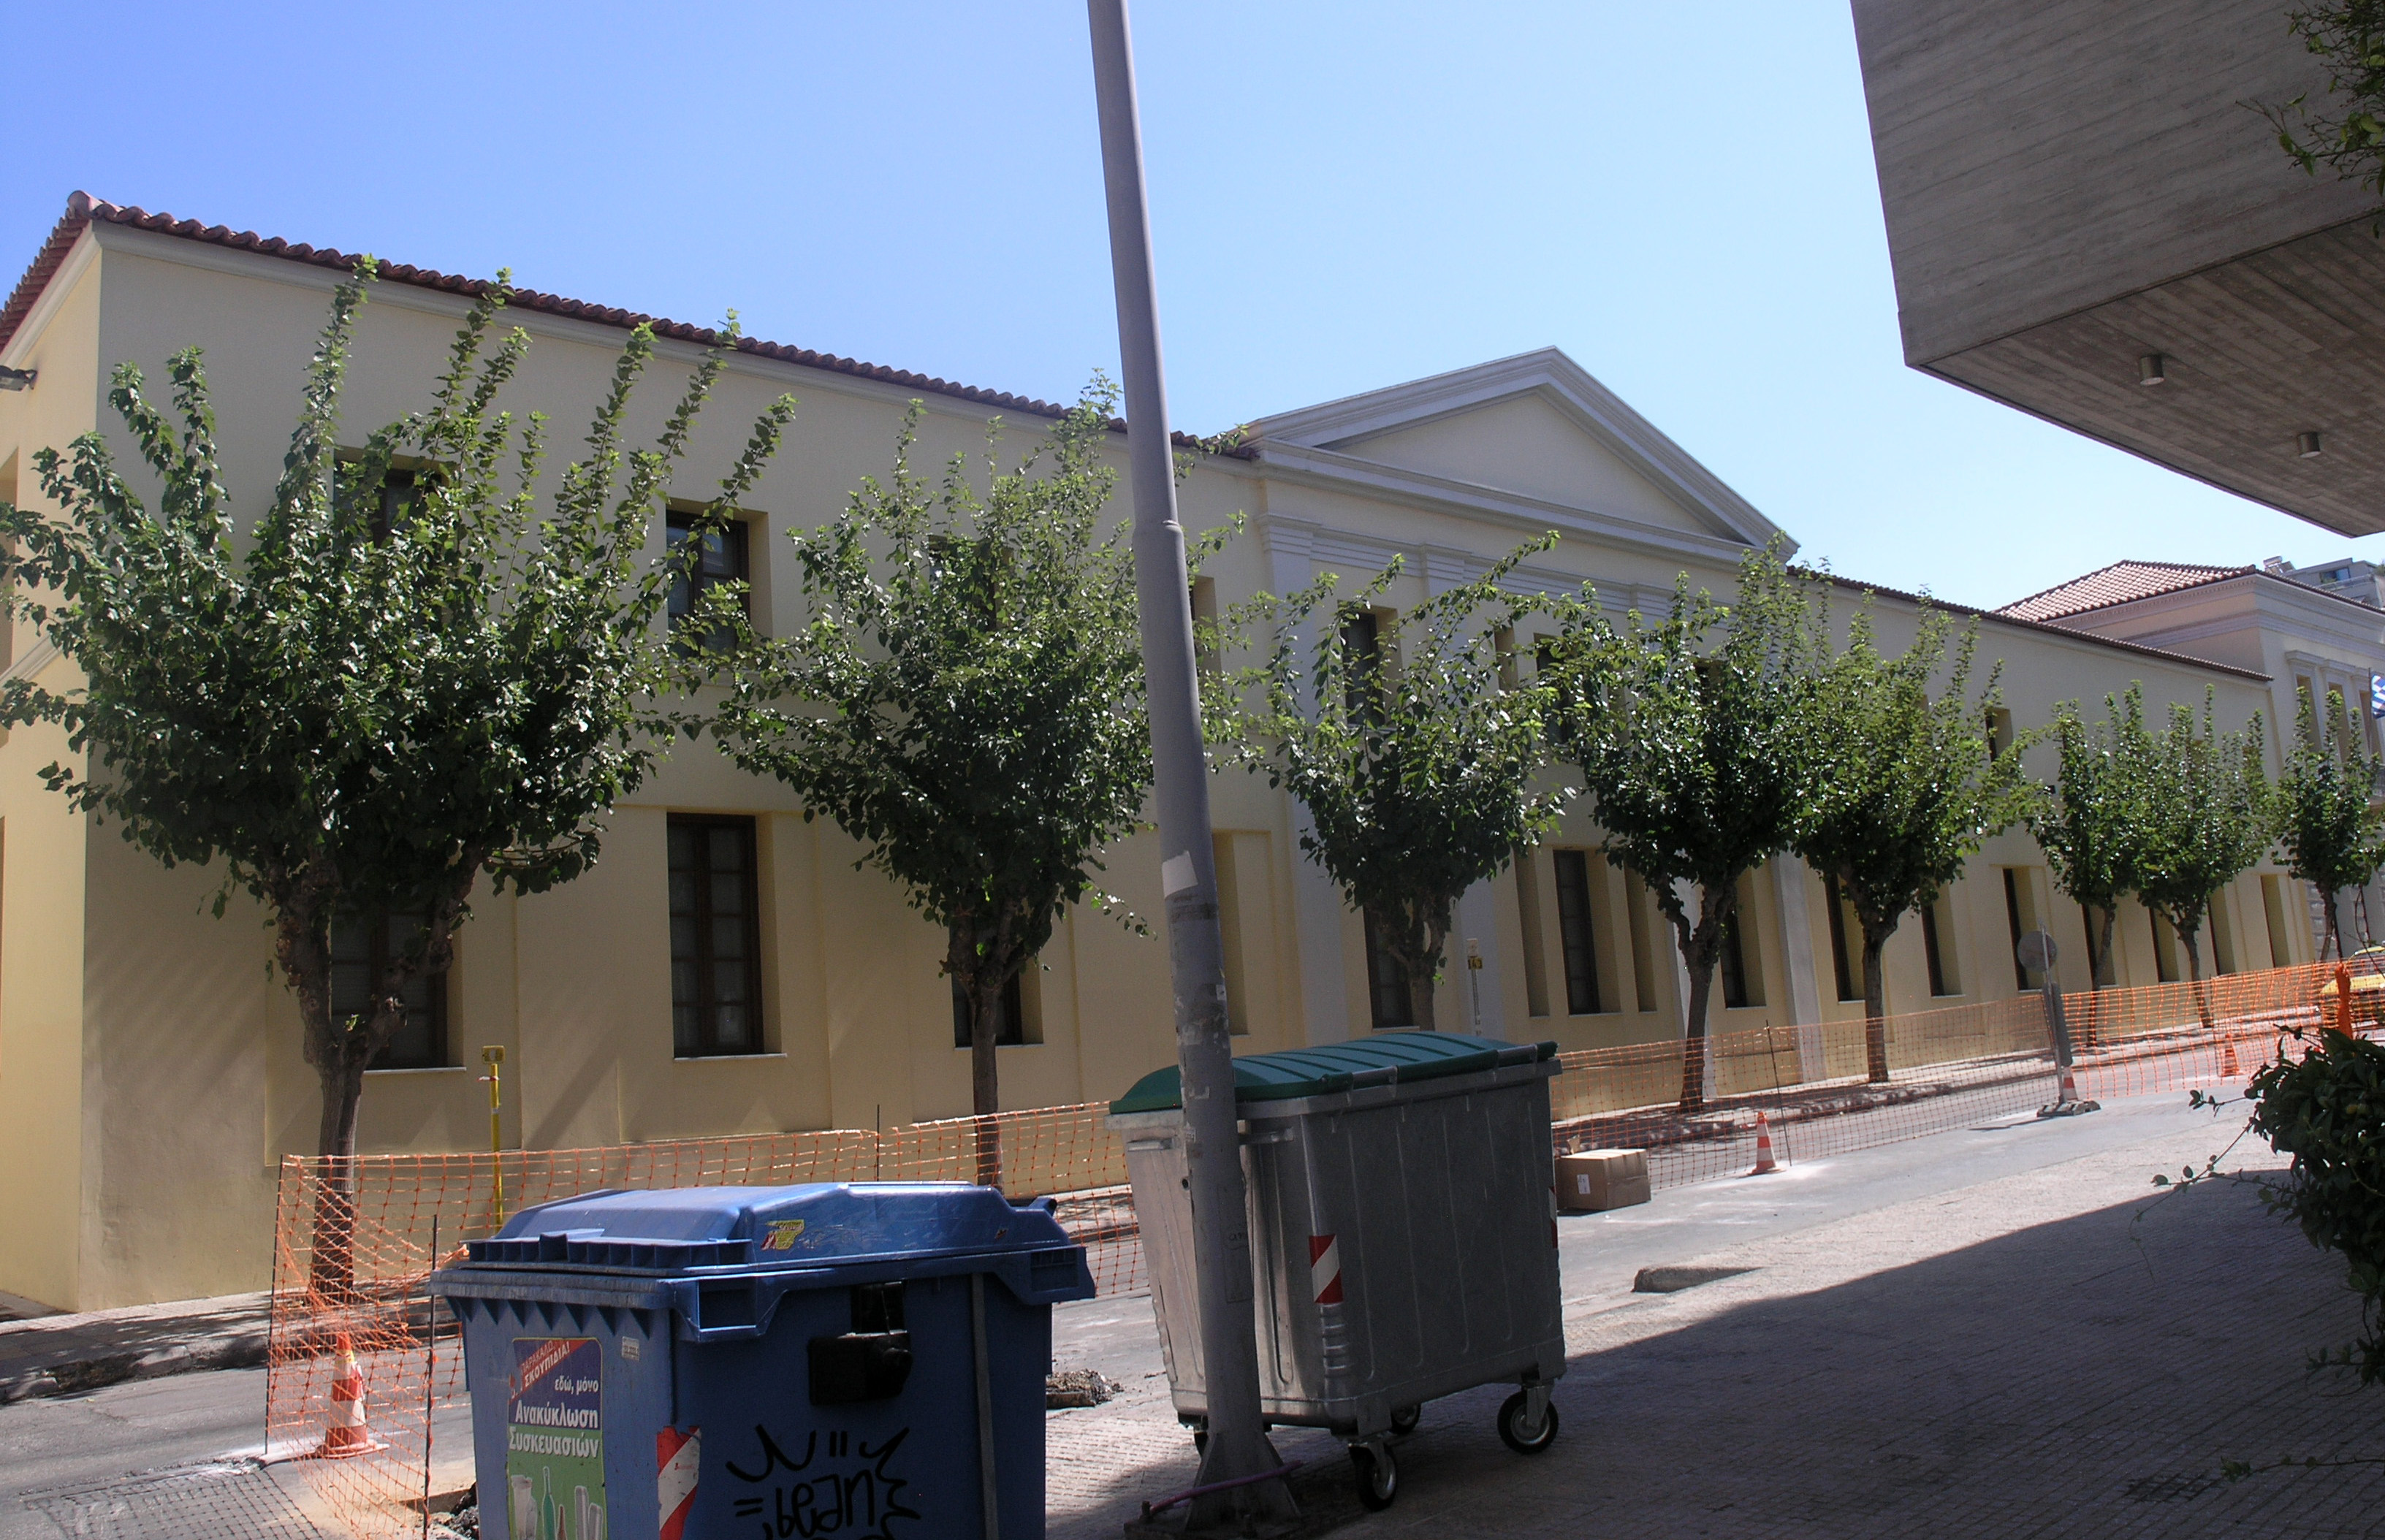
0,1086,2250,1537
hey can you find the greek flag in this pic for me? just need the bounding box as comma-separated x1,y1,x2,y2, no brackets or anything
2372,674,2384,719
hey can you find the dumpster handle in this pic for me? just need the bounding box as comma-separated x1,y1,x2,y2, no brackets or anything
971,1273,1000,1540
1138,1460,1307,1522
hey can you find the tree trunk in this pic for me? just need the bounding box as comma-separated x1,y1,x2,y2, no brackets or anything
1860,929,1891,1084
2088,906,2118,990
1394,903,1453,1031
310,1053,365,1302
948,918,1008,1191
1673,884,1730,1113
2324,888,2344,961
2176,909,2216,1031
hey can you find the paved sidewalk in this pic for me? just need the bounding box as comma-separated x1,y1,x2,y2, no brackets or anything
0,1293,269,1405
1044,1115,2381,1538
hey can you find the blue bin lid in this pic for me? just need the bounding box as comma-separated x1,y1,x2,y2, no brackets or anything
1110,1031,1557,1114
458,1182,1072,1275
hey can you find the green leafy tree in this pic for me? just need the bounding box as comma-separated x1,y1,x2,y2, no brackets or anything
2259,3,2385,205
2277,685,2385,959
1239,538,1573,1031
1792,602,2028,1083
0,265,793,1285
710,386,1167,1160
2028,695,2142,990
2125,685,2273,988
2247,1024,2385,1384
1567,546,1819,1112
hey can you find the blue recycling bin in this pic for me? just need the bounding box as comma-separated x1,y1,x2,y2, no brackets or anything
429,1182,1095,1540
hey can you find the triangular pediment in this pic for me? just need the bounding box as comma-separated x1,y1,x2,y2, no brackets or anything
1249,348,1784,552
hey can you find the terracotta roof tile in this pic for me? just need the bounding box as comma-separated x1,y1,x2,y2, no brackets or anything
1994,560,2251,623
0,192,1252,457
1813,569,2269,682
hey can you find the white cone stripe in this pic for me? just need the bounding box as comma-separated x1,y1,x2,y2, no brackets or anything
1310,1237,1341,1301
659,1432,701,1515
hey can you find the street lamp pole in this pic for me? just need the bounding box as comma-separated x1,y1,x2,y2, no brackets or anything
1086,1,1293,1528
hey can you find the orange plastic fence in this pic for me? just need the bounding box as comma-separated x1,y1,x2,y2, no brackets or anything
267,959,2349,1538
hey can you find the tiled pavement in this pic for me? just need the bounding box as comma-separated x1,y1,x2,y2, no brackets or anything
1043,1115,2385,1538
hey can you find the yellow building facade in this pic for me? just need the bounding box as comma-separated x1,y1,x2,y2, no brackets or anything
0,196,2366,1310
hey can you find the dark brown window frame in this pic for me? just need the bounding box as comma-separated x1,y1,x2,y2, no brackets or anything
343,911,452,1072
1362,904,1414,1030
668,813,767,1058
666,510,753,651
951,972,1028,1048
1551,849,1603,1016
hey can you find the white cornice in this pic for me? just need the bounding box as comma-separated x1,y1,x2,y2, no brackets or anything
1,228,99,371
1255,514,1659,617
1251,441,1761,567
4,639,60,683
1249,348,1787,553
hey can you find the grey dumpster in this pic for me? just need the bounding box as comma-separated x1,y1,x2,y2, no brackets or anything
1108,1031,1564,1510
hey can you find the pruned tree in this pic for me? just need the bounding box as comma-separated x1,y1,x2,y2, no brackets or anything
2125,685,2274,988
2028,694,2147,990
1239,537,1575,1032
2259,2,2385,205
2278,685,2385,959
0,264,792,1287
710,385,1173,1170
1792,601,2028,1083
1567,545,1820,1112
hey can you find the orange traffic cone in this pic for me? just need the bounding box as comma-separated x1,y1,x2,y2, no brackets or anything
1750,1112,1779,1175
311,1333,381,1458
2055,1061,2081,1104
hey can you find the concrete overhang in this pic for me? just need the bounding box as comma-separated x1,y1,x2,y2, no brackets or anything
1853,0,2385,537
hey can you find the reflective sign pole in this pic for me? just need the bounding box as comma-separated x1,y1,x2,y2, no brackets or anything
1086,1,1293,1527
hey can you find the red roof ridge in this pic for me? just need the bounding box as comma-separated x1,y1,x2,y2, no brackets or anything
1,193,1252,457
1993,559,2253,624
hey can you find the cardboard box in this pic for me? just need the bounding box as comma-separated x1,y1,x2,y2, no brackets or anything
1556,1148,1650,1212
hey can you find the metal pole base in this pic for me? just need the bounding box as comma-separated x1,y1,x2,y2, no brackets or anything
2036,1097,2101,1118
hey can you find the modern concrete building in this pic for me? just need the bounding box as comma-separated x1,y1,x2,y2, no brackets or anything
1851,1,2385,535
0,194,2362,1309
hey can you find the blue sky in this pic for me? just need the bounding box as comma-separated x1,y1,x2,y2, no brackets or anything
4,2,2367,611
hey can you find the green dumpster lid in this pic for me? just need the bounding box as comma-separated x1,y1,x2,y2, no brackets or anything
1109,1032,1557,1115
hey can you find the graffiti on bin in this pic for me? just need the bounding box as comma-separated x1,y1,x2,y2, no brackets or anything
726,1425,921,1539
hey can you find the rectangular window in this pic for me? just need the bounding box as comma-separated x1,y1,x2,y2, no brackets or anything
1824,874,1861,1002
2263,874,2294,967
340,909,450,1070
1921,894,1960,996
669,815,764,1056
1190,576,1220,676
1552,850,1602,1015
1513,850,1551,1018
2210,890,2240,975
2150,909,2180,983
2003,868,2042,991
1341,609,1385,721
1363,904,1413,1029
1719,911,1752,1010
951,971,1027,1048
1623,866,1657,1013
1985,706,2015,759
667,512,750,651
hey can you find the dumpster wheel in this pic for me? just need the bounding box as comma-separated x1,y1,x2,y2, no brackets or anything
1498,1389,1560,1455
1349,1442,1399,1510
1389,1403,1421,1436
